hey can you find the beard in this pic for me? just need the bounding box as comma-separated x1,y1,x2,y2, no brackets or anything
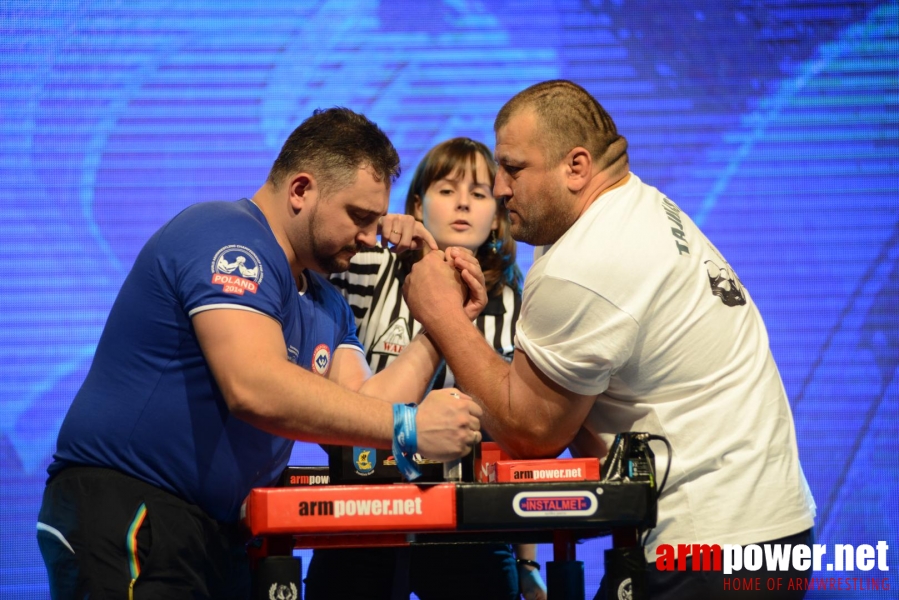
510,180,573,246
312,242,358,273
308,206,359,274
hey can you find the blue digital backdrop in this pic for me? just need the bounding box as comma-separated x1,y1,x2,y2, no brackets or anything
1,1,897,597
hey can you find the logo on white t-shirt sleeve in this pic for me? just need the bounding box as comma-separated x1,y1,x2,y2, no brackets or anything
704,259,746,307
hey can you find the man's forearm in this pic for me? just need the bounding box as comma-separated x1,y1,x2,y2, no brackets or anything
401,253,593,458
233,357,396,448
231,355,479,463
422,309,524,447
358,331,441,403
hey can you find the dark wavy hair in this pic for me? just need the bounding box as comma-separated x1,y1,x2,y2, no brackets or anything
402,137,523,297
268,107,400,194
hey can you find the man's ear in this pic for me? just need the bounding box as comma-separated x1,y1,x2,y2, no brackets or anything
288,173,316,212
564,147,592,193
412,194,424,221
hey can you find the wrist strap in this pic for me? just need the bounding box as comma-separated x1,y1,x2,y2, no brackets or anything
393,403,421,481
516,558,541,571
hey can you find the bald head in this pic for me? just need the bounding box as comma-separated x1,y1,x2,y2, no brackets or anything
495,80,627,169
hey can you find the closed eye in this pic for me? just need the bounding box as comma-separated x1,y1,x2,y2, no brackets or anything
349,210,380,226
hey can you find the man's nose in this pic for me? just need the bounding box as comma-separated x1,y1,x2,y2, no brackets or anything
357,225,378,248
493,174,512,201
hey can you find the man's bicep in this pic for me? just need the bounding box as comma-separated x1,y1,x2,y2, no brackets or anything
508,349,597,457
328,345,372,392
192,308,287,408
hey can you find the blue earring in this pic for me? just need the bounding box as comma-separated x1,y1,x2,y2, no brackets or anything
489,230,500,254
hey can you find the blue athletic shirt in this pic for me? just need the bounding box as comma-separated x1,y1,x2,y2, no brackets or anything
49,199,362,522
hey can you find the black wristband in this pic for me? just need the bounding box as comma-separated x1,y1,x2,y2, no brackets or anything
516,558,541,571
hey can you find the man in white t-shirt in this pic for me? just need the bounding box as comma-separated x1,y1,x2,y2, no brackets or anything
405,80,816,599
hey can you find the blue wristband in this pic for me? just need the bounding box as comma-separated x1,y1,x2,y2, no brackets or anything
393,403,421,481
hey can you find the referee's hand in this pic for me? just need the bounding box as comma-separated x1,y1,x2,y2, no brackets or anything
378,214,438,252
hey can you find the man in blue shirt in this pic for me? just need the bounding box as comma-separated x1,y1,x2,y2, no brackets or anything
38,108,484,600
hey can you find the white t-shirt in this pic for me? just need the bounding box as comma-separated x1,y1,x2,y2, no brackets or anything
515,174,815,558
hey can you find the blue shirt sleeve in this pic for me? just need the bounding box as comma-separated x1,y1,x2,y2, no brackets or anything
155,202,290,324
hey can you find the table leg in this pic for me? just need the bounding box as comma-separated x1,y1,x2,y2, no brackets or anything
604,527,648,600
250,536,303,600
547,530,585,600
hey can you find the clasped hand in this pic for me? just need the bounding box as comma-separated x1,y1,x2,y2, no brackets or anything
403,247,487,325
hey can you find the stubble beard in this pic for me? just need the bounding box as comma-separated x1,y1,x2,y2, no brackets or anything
510,183,573,246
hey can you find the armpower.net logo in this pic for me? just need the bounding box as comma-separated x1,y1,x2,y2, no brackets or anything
655,541,891,593
297,498,423,518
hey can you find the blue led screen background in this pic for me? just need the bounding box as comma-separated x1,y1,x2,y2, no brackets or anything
1,1,897,597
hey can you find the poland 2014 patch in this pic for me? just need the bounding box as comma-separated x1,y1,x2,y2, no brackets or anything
312,344,331,375
210,244,264,295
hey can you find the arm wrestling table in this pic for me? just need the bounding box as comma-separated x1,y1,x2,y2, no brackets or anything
242,478,657,600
